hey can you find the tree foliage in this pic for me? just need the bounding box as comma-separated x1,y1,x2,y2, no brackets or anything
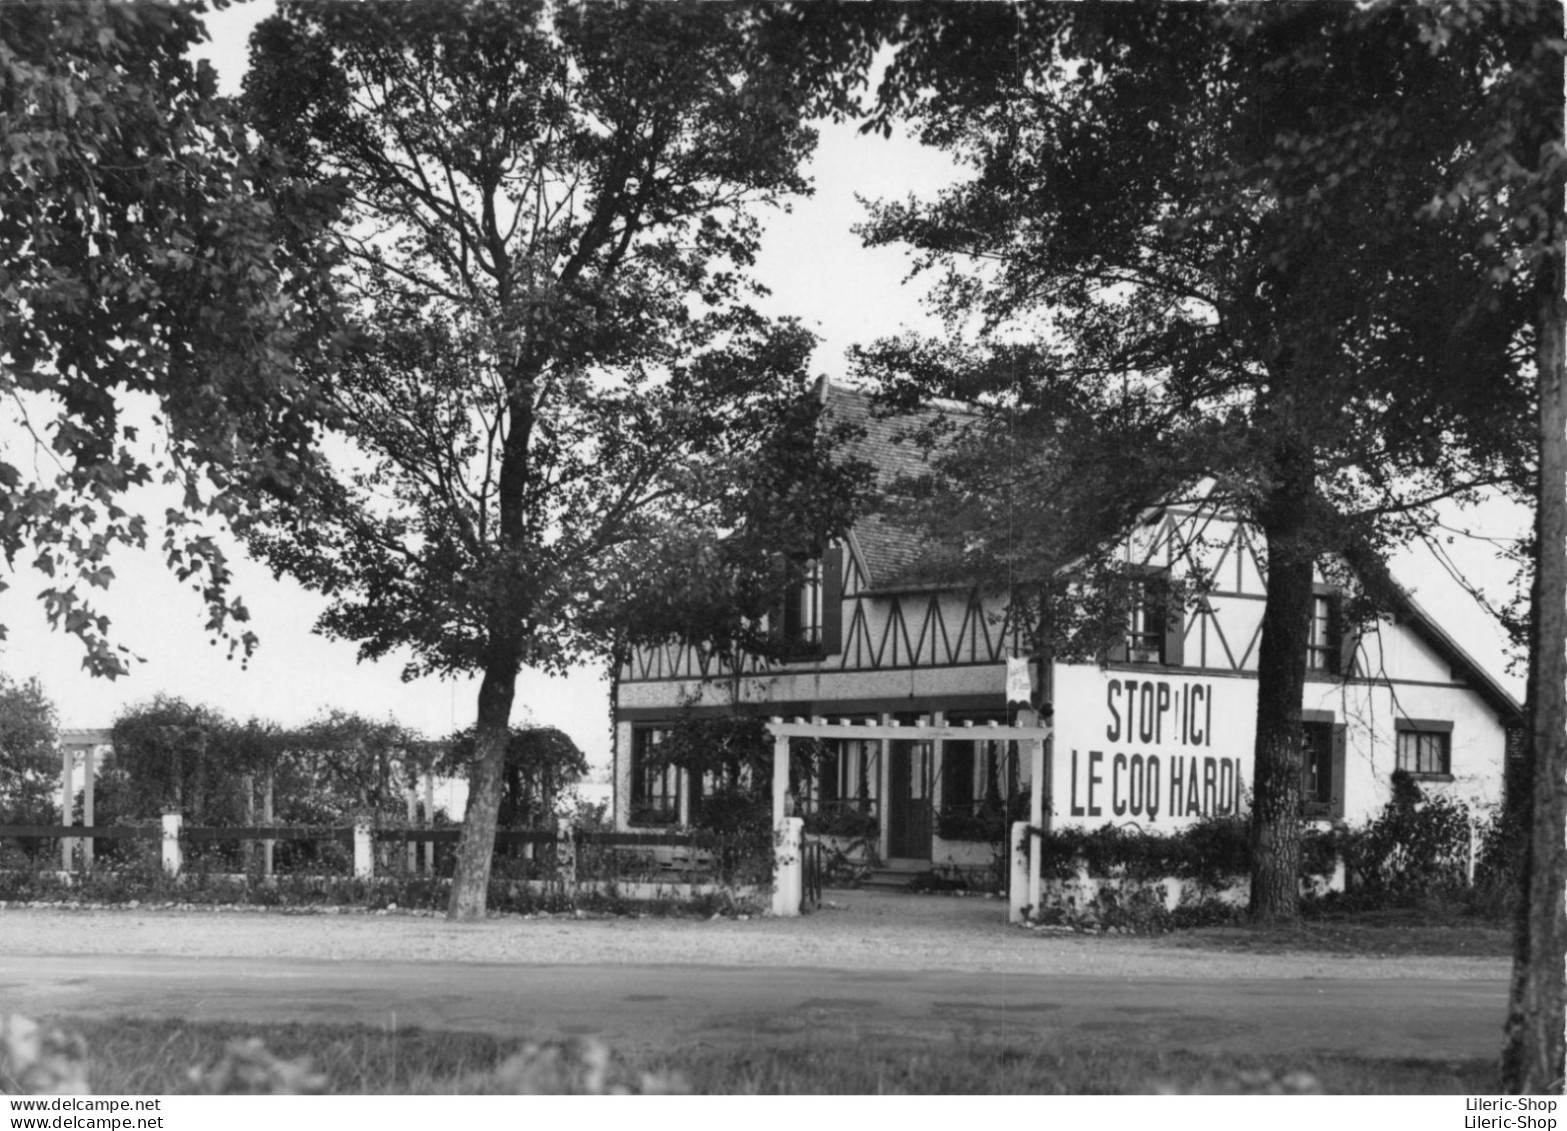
0,674,58,825
854,0,1533,923
437,724,586,829
106,695,245,824
0,0,343,675
103,698,424,828
242,1,861,918
1400,0,1567,1096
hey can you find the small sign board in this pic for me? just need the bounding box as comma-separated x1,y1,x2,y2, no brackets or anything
1006,656,1033,705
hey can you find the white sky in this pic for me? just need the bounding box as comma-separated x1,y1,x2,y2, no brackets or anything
0,3,1530,774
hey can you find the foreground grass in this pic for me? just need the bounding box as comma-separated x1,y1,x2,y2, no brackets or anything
45,1016,1498,1095
1159,907,1512,958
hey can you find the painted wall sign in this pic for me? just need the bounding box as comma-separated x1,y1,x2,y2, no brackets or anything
1050,664,1256,829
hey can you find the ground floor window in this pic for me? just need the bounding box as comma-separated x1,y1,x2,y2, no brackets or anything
1301,722,1333,817
938,712,1021,841
1300,716,1345,820
800,720,880,839
629,726,679,826
1396,719,1453,778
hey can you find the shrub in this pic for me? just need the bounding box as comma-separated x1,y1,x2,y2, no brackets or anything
1340,773,1473,907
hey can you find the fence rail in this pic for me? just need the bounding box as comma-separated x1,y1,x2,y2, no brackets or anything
1,821,746,887
0,825,158,840
1,817,810,911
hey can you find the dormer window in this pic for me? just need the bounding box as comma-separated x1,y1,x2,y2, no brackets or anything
1126,576,1164,663
1110,567,1184,666
782,558,823,649
775,547,843,660
1307,586,1352,676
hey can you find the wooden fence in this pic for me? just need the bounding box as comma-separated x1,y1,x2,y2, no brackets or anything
0,817,773,891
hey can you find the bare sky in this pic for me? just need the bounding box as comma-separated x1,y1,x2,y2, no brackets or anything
0,2,1529,774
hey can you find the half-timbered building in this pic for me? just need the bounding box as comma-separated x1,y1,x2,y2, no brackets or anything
612,380,1523,873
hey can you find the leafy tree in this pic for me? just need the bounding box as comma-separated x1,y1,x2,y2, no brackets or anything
1159,0,1561,1085
1400,0,1567,1095
105,696,244,824
0,674,59,828
0,0,344,676
282,710,421,822
438,725,585,829
854,1,1530,923
102,700,426,833
242,1,858,918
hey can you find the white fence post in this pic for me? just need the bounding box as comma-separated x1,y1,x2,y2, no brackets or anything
161,809,182,877
263,771,275,879
556,817,576,885
771,816,804,917
1010,821,1031,924
353,815,374,880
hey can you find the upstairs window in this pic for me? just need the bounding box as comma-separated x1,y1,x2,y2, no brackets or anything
775,547,843,659
1110,568,1184,666
1396,719,1452,778
782,558,823,650
1307,588,1349,675
1126,576,1164,662
1307,595,1334,671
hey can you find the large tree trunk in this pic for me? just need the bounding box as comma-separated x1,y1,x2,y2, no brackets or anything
446,374,535,920
447,663,518,920
1248,456,1316,924
1502,256,1567,1093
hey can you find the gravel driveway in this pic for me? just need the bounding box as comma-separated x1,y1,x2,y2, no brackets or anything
0,891,1508,982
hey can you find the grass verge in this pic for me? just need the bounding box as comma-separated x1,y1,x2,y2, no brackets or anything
35,1016,1499,1095
1158,908,1512,958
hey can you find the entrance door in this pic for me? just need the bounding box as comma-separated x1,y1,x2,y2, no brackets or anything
887,739,933,860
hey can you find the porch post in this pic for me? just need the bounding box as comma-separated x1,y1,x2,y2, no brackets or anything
772,816,803,917
1028,733,1046,921
769,720,801,917
771,721,790,826
878,713,894,862
1009,821,1030,924
931,711,945,853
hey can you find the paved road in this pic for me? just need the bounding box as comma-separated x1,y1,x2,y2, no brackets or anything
0,952,1509,1062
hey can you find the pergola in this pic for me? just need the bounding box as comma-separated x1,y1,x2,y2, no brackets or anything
764,716,1053,918
56,728,111,870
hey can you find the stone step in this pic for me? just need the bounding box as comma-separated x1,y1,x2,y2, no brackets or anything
860,865,931,890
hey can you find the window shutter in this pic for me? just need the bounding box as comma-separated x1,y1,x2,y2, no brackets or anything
1326,594,1344,675
1162,590,1185,667
1330,724,1347,819
1338,614,1360,678
821,546,844,654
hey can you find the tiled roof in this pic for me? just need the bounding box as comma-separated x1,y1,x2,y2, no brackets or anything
821,380,957,589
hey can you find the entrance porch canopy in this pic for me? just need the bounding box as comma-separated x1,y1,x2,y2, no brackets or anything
764,716,1053,917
